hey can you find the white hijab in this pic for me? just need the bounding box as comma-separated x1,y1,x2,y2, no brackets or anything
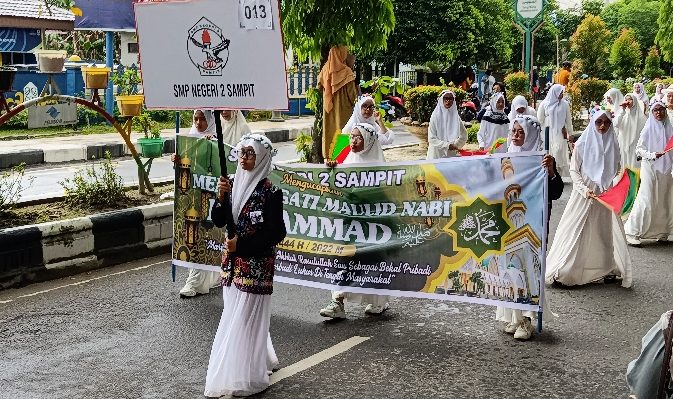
542,84,566,132
650,83,665,104
429,89,462,143
343,96,381,135
221,110,252,145
508,95,534,119
230,134,276,224
574,110,620,192
604,88,625,109
508,116,542,152
343,123,384,164
188,110,216,136
641,102,673,173
633,83,649,105
620,94,646,134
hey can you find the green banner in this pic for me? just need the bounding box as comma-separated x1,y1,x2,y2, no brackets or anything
172,135,548,311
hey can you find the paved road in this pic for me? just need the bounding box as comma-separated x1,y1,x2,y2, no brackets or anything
2,186,672,398
18,124,420,203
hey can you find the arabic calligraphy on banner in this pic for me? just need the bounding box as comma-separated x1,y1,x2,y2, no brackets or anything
171,135,549,311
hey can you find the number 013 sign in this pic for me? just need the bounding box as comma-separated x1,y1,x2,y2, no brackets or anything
134,0,288,110
239,0,273,30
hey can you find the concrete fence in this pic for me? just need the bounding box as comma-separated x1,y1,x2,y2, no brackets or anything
0,202,173,289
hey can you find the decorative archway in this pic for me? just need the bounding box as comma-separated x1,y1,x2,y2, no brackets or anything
0,95,154,194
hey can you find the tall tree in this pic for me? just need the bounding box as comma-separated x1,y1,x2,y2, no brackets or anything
281,0,395,162
600,0,624,35
643,46,666,79
570,14,612,78
581,0,604,16
282,0,395,64
618,0,660,52
368,0,514,68
609,29,642,79
656,0,673,62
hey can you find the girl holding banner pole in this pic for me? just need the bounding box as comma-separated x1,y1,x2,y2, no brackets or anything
204,134,286,398
320,122,391,319
545,110,633,288
624,101,673,246
178,109,253,298
495,115,564,340
177,109,219,298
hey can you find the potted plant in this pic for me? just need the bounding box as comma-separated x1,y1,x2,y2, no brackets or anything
34,49,68,73
133,112,164,158
81,65,111,90
113,68,144,117
0,66,17,92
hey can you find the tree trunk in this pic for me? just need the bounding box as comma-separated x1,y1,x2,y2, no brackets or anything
307,45,331,164
309,93,324,163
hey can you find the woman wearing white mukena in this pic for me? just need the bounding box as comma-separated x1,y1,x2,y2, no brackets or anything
537,84,574,177
426,89,468,159
320,122,391,319
343,96,395,147
625,101,673,246
615,94,646,170
545,110,632,288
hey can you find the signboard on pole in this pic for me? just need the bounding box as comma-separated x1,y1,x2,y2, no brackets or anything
28,102,78,129
515,0,544,22
134,0,288,110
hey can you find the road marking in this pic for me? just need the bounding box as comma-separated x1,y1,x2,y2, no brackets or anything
269,335,370,385
0,260,169,304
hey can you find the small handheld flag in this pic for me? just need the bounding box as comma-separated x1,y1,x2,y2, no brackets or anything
596,168,640,215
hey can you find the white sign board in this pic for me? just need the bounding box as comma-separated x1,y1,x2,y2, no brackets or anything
28,102,78,129
516,0,543,20
134,0,288,110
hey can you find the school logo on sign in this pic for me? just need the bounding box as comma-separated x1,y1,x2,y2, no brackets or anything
187,17,230,76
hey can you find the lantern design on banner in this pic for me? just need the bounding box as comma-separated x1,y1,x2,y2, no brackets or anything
178,155,192,195
415,175,428,197
184,207,200,247
200,188,215,229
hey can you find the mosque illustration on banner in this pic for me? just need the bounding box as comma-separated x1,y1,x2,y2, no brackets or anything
435,158,542,305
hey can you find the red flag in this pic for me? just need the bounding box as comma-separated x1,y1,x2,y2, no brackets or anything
596,168,639,215
664,135,673,153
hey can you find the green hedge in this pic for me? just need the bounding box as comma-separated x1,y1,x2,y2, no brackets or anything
504,72,529,102
406,85,467,123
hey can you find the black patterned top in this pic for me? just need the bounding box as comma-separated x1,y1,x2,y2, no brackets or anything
211,178,286,295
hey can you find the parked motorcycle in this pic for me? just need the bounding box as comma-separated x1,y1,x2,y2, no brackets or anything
378,100,397,123
383,94,407,119
459,84,481,122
